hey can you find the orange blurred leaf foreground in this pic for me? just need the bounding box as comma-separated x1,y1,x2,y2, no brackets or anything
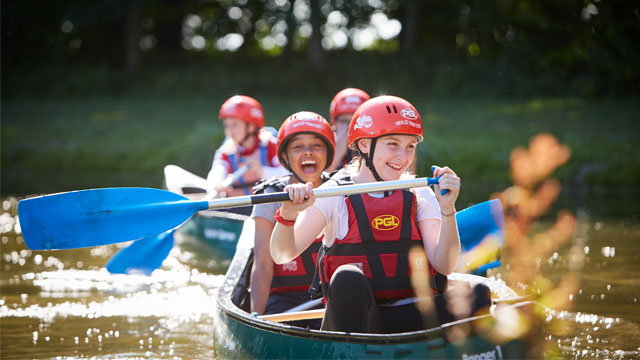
487,133,581,356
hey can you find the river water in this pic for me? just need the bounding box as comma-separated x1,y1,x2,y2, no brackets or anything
1,196,639,359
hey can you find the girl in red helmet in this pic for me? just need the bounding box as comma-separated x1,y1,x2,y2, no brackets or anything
327,88,370,171
270,96,485,334
206,95,287,206
250,111,335,323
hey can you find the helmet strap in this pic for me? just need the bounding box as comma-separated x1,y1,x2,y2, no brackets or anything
240,123,259,147
359,138,384,182
281,152,306,184
290,170,306,184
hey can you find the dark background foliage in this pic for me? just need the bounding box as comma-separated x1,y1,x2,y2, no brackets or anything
3,0,639,98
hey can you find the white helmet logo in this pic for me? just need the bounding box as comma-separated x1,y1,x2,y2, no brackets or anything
345,95,362,104
250,108,263,118
400,108,418,120
353,115,373,130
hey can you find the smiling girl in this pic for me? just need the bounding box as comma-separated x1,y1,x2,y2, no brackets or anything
250,111,335,320
270,95,466,333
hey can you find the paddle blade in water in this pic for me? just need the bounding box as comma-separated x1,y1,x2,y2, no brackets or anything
105,229,175,275
18,187,209,250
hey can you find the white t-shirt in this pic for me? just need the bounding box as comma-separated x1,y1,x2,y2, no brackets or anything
312,179,441,247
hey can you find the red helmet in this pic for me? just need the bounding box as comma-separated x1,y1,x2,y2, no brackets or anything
348,95,423,147
218,95,265,128
329,88,370,124
277,111,336,171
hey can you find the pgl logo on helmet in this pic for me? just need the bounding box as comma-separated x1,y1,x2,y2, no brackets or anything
371,215,399,231
400,108,418,120
353,115,373,130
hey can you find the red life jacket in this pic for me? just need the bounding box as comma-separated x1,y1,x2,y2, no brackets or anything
318,183,447,301
270,238,322,293
253,174,329,294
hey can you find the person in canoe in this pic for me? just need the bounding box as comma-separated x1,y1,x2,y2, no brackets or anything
327,88,370,172
206,95,287,205
270,95,489,333
250,111,335,322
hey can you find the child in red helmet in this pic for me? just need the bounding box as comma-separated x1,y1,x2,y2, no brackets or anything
250,112,335,327
207,95,287,203
327,88,370,171
271,96,488,334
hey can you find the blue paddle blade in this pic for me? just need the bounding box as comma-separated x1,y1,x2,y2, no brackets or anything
18,188,209,250
105,229,175,275
456,199,505,275
457,199,505,252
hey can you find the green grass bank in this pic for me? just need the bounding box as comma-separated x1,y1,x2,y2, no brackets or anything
2,95,638,216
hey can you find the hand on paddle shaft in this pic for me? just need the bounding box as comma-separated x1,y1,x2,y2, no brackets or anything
279,182,316,221
431,165,461,214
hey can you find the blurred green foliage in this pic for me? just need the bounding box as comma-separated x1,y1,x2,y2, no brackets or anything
2,0,639,98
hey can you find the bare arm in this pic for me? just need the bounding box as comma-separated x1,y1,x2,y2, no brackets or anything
270,183,326,264
419,165,461,275
250,217,276,315
419,217,460,275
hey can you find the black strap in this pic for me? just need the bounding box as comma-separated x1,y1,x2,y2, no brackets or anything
252,176,289,194
309,245,329,299
396,190,414,279
348,194,386,279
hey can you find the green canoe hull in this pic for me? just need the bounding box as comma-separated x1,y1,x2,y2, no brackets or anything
214,240,535,359
174,210,248,271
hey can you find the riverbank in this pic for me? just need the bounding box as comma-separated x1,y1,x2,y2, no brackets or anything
2,96,638,213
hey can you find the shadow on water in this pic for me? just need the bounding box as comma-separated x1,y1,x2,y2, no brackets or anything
1,194,639,358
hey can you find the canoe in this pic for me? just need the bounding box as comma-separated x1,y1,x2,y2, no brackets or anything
213,218,534,359
174,209,248,271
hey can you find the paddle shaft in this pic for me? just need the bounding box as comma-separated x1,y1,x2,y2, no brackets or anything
206,177,440,210
259,309,325,323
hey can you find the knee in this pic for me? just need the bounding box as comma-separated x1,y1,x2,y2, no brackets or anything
328,265,370,301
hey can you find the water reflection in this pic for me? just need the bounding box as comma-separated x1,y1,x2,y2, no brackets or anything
1,197,639,359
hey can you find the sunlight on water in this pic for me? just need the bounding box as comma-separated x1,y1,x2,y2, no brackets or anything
2,196,639,358
1,268,223,321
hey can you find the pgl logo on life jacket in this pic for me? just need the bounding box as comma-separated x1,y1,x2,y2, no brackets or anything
282,260,298,272
372,215,399,230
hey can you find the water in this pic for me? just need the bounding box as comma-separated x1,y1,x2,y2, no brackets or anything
1,197,639,359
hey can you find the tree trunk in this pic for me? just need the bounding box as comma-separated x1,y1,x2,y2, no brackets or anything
124,0,142,73
282,0,296,58
307,0,325,71
402,0,419,56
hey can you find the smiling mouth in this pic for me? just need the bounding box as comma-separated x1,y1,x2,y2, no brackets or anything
300,159,319,174
386,162,404,170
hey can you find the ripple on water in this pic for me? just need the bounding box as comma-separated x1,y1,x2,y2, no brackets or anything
550,310,640,358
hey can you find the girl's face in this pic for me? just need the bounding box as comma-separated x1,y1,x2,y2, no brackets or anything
283,133,328,185
359,135,418,181
223,118,251,144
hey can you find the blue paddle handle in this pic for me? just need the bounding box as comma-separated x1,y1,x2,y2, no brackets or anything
428,175,448,196
430,168,449,196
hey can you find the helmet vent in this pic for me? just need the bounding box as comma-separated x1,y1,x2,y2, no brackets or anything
386,105,392,113
392,105,398,113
